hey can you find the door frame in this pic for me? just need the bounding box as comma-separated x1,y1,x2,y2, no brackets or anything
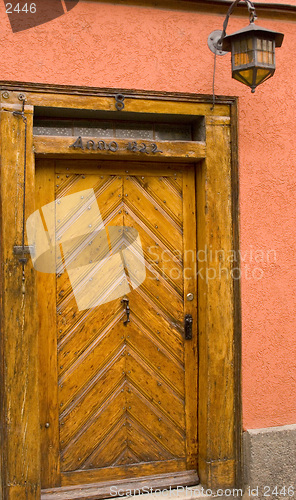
0,84,241,500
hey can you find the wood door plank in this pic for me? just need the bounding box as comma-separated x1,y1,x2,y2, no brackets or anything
61,387,126,471
42,470,198,499
55,172,112,197
127,321,185,396
127,416,174,462
127,389,185,456
55,173,108,200
60,459,189,488
183,167,198,470
82,417,128,469
60,354,126,448
139,267,183,322
58,323,125,409
55,176,122,243
113,448,141,466
57,301,123,372
124,178,183,255
131,176,183,224
127,350,185,428
36,161,61,489
56,212,123,309
131,291,184,363
124,215,184,294
54,160,185,177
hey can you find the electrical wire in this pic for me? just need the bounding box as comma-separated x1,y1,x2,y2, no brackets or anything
211,46,218,110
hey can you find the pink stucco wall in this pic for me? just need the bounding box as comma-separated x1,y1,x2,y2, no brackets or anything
1,1,295,430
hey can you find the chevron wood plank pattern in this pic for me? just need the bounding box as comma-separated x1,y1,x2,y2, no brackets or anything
59,324,125,411
126,416,175,462
119,213,184,294
124,183,183,257
127,388,186,456
37,161,197,487
81,416,129,469
59,351,126,448
130,292,184,363
60,385,127,470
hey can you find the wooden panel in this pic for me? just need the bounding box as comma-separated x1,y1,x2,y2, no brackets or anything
197,116,235,488
127,389,185,455
61,460,189,487
183,168,198,470
34,136,206,161
41,470,199,500
131,290,184,363
36,161,61,488
60,354,126,449
124,175,183,256
57,167,185,476
35,161,198,491
55,160,189,176
1,87,232,117
127,320,185,396
0,104,41,499
127,349,185,428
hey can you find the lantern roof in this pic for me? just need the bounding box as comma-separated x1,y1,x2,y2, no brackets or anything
221,22,284,52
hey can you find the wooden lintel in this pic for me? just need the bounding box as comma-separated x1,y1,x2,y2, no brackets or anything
1,88,231,117
33,136,206,161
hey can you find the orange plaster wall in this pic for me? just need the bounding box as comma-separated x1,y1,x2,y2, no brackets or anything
0,1,296,430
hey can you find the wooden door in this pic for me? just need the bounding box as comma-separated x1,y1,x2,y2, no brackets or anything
35,160,198,492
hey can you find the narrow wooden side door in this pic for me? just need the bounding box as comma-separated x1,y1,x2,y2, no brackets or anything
35,160,198,491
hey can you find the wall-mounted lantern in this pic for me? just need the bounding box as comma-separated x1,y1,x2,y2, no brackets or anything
208,0,284,93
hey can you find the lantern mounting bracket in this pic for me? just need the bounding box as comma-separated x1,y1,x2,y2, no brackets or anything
207,30,228,56
208,0,257,55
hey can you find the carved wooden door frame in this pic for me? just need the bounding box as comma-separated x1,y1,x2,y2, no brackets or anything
0,84,241,500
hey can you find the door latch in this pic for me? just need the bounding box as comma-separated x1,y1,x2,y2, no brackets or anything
184,314,193,340
121,297,130,326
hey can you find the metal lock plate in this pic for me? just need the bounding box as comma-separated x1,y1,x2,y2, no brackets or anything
184,314,193,340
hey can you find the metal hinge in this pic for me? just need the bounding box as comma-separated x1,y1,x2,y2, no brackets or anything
13,245,35,264
13,245,35,256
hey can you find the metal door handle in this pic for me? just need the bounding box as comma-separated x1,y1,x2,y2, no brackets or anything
184,314,193,340
121,297,130,326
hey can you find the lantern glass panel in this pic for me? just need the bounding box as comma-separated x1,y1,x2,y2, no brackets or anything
257,38,275,65
233,68,273,87
233,69,254,86
255,68,273,84
233,37,254,67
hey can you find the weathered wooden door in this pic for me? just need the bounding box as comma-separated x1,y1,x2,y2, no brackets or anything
35,159,198,492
